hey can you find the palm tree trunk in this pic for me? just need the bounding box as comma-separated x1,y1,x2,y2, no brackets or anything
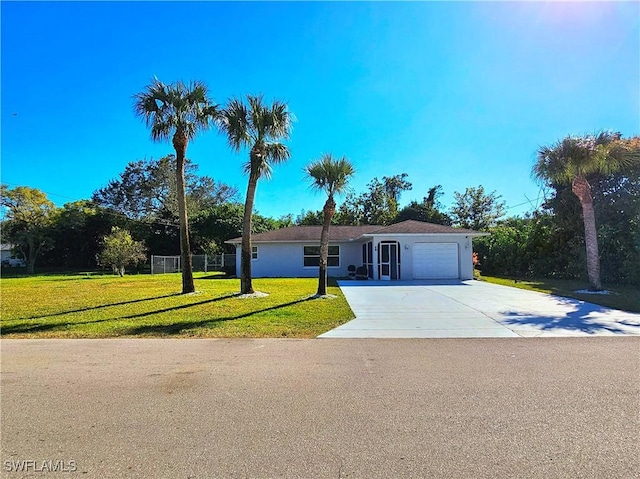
572,176,602,291
173,132,195,294
317,197,336,296
241,169,259,294
26,238,36,275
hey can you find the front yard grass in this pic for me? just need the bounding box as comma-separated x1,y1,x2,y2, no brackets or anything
478,274,640,313
0,273,355,338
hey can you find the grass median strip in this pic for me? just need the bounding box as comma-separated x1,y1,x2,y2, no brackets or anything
0,273,355,338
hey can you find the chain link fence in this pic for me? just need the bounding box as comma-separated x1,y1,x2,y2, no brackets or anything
150,254,235,274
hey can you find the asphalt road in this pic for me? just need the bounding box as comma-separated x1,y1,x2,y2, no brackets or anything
1,338,639,478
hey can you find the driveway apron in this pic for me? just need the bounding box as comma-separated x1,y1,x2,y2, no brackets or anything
319,280,640,338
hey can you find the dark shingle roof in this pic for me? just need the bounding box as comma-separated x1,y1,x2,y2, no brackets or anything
226,220,483,244
367,220,479,235
226,225,381,243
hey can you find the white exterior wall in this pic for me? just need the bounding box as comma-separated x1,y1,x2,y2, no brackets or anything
233,235,477,280
366,234,475,280
234,242,363,278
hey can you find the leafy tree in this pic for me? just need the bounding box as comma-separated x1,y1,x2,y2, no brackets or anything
191,203,278,255
382,173,412,211
539,158,640,286
475,136,640,287
450,185,505,231
97,227,147,276
305,154,355,296
93,155,237,221
48,200,126,269
396,185,452,225
592,163,640,285
334,193,363,225
473,217,530,277
273,214,295,229
218,94,293,294
296,209,324,226
134,78,217,293
533,132,639,290
476,170,640,286
0,185,57,274
473,214,574,278
336,174,412,225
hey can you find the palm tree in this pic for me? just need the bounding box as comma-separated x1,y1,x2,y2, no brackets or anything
134,78,217,294
218,94,293,294
306,154,355,296
533,131,639,290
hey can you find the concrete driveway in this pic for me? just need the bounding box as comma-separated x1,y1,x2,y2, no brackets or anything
319,280,640,338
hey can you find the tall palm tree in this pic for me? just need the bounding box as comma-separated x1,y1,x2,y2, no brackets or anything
218,94,293,294
306,154,355,296
134,78,217,294
533,131,638,290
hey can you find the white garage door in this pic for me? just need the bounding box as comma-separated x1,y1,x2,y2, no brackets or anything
412,243,459,279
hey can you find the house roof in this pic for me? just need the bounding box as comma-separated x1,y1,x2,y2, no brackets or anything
226,220,485,244
366,220,480,236
226,225,381,243
0,244,13,251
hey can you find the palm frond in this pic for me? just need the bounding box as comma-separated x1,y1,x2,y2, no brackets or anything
221,94,293,181
247,94,265,142
247,142,291,180
264,142,291,164
305,153,355,197
593,133,640,175
242,159,255,177
265,99,293,141
150,118,174,142
218,97,251,152
533,131,630,185
133,78,216,144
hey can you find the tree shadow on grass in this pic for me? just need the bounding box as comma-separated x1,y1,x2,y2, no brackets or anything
121,296,315,336
498,299,640,335
13,293,183,321
1,294,316,337
1,293,239,335
197,274,232,280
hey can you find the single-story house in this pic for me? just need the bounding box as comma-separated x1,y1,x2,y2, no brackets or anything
0,243,25,267
226,220,487,281
1,244,13,263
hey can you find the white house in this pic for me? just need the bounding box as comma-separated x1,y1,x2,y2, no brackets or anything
0,243,25,267
226,220,487,281
1,244,13,262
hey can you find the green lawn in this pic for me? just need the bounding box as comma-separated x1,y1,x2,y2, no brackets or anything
478,275,640,313
0,273,355,338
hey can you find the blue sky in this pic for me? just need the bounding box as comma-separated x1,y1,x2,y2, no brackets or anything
2,1,639,220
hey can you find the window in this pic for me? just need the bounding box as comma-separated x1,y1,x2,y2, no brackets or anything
303,245,340,267
251,246,258,260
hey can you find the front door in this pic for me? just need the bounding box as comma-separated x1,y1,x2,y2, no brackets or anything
379,242,398,280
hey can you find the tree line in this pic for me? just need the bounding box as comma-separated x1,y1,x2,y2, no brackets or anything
3,154,637,290
0,165,505,275
476,150,640,288
2,78,638,293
